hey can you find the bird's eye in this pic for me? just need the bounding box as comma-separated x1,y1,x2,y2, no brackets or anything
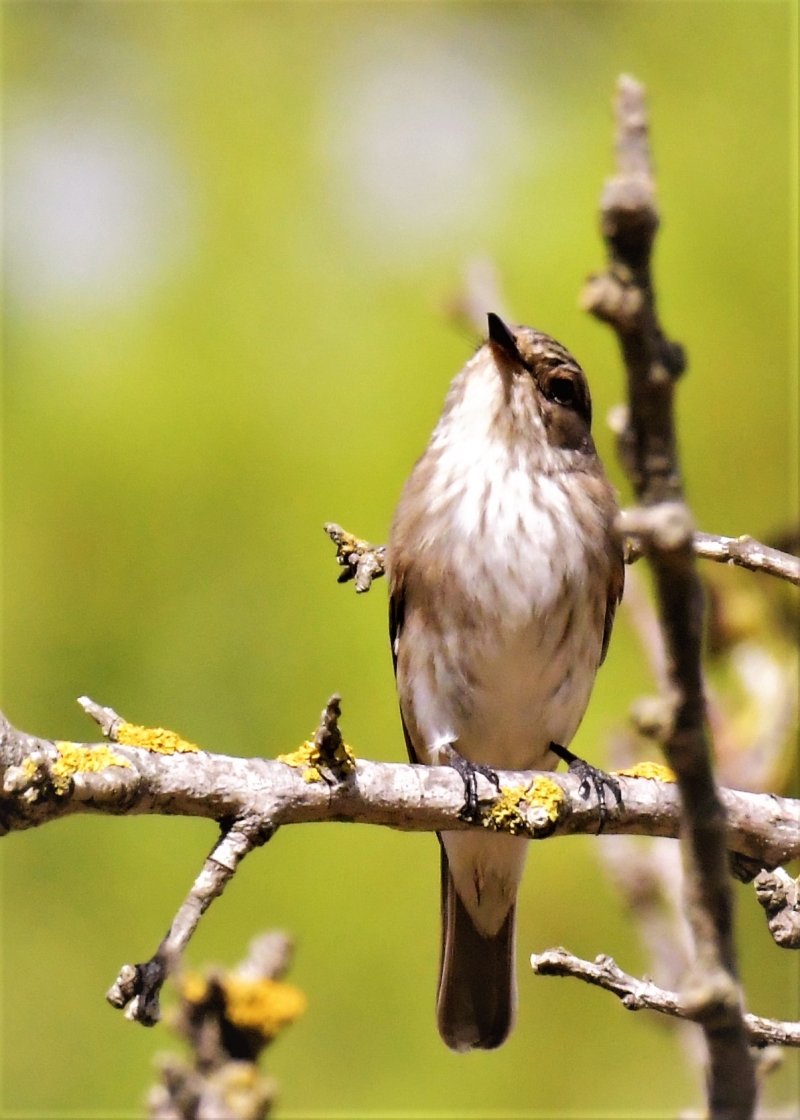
548,377,576,406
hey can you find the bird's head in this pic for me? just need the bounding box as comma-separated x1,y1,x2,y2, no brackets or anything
485,312,595,455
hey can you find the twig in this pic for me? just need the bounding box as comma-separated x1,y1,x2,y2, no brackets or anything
107,820,272,1026
625,530,800,586
581,75,756,1117
77,695,122,737
323,523,385,592
530,948,800,1048
692,533,800,586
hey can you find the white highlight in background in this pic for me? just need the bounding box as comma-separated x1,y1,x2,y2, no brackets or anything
318,30,532,261
5,108,192,313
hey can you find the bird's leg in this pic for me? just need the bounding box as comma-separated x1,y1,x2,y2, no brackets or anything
442,745,501,824
549,742,622,833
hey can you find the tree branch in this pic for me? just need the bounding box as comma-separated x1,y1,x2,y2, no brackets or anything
682,532,799,586
530,948,800,1049
2,694,799,1032
1,700,797,861
580,74,757,1118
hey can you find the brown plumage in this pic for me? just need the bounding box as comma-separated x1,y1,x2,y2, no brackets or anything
387,315,623,1051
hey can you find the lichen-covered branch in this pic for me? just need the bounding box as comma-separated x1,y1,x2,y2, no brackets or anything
581,75,756,1118
1,700,797,862
530,948,800,1048
2,692,798,1033
1,691,798,1049
2,692,797,1046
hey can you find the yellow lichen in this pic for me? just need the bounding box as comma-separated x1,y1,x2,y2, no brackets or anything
277,740,325,783
116,722,199,755
180,971,209,1004
337,529,361,554
326,739,356,772
51,741,132,793
277,737,355,783
20,757,41,782
527,775,566,819
484,784,530,834
484,776,564,835
613,762,676,782
221,975,307,1040
180,969,305,1040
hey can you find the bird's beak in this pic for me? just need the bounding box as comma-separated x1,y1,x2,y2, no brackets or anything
487,312,522,365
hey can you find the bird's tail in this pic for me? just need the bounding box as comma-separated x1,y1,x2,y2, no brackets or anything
436,847,516,1052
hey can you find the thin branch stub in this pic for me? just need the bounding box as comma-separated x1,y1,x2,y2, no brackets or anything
754,868,800,949
323,523,386,593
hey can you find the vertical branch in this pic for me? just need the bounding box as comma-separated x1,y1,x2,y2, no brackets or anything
582,76,757,1118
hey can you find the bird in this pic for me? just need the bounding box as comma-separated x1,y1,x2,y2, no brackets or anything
386,313,624,1052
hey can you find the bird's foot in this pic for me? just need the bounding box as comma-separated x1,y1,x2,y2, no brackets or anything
549,742,622,834
445,747,500,824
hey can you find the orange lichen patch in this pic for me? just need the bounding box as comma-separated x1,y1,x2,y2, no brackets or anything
484,776,564,835
221,975,307,1040
116,722,198,755
614,761,676,782
51,741,131,794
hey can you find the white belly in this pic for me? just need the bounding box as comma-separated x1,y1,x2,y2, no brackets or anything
406,574,604,773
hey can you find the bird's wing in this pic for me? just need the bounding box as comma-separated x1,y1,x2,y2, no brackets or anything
600,543,626,665
388,580,420,765
388,580,403,677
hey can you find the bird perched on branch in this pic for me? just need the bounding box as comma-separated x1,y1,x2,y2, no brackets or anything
387,314,623,1051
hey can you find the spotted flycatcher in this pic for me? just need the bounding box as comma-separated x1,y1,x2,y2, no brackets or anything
387,314,624,1051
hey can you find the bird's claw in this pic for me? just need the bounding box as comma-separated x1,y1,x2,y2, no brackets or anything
446,749,500,824
549,742,622,833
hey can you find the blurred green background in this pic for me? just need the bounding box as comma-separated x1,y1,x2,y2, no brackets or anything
2,2,797,1115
